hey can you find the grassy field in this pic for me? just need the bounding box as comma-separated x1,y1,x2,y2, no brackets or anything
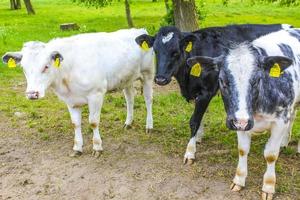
0,0,299,198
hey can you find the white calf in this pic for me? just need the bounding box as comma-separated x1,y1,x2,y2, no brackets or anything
2,28,154,157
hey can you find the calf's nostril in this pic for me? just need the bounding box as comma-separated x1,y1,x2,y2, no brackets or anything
233,119,249,130
155,76,167,84
26,91,39,99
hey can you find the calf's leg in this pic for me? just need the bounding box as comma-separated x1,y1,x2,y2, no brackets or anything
262,121,288,200
195,123,204,143
280,110,296,147
123,85,135,129
231,131,251,192
142,74,153,133
67,105,83,157
88,92,105,158
183,93,212,165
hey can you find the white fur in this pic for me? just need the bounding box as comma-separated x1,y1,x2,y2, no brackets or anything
281,24,293,30
5,28,155,153
184,122,204,161
226,44,256,120
162,32,174,44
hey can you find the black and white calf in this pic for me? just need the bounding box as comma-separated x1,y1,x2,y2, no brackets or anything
188,28,300,200
135,24,292,164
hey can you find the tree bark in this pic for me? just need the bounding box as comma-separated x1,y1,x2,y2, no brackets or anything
124,0,134,28
16,0,21,9
172,0,199,31
10,0,17,10
23,0,35,15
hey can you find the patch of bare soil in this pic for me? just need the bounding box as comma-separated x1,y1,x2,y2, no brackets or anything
153,78,180,94
0,112,256,200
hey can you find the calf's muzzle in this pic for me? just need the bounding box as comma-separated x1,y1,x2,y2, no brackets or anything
154,75,170,86
26,91,39,100
226,116,254,131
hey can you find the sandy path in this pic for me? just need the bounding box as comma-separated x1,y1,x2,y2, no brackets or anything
0,114,254,200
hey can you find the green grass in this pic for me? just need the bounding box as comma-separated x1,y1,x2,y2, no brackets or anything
0,0,299,198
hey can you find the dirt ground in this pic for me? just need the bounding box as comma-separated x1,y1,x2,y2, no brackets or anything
0,81,295,200
0,117,254,200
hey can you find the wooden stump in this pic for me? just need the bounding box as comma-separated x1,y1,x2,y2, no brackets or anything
60,23,80,31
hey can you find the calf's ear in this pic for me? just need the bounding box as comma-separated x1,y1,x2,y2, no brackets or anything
260,56,293,78
180,34,197,53
186,56,223,77
51,51,63,68
135,34,155,51
187,55,223,67
2,52,23,68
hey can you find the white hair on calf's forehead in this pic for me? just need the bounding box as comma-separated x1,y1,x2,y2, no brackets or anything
226,43,256,120
162,32,174,44
23,41,45,49
226,43,256,71
22,41,46,55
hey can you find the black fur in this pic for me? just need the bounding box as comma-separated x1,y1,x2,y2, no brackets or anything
137,24,288,145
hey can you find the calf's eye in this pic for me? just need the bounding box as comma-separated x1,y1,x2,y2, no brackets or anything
171,52,180,58
219,78,229,90
42,65,49,73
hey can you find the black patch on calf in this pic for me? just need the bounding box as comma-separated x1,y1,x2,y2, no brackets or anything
219,61,240,117
289,29,300,42
255,72,294,115
249,47,296,116
278,43,295,62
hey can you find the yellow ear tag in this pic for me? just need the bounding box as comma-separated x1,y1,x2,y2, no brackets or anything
190,63,202,77
7,58,16,68
185,42,193,52
141,41,149,51
54,58,61,68
269,63,282,78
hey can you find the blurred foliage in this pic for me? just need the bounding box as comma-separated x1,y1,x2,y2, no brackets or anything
72,0,113,7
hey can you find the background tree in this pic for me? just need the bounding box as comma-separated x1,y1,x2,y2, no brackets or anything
125,0,134,27
23,0,35,15
73,0,134,28
172,0,199,31
10,0,21,10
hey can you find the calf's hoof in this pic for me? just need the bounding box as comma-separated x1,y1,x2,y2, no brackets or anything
183,157,194,165
261,192,273,200
146,128,152,134
123,124,132,130
230,183,243,192
92,150,102,158
69,151,82,157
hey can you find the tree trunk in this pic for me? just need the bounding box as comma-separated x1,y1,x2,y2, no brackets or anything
23,0,35,15
124,0,134,28
10,0,17,10
172,0,199,31
16,0,21,9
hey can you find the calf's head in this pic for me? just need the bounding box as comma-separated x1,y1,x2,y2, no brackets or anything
2,41,63,100
135,26,197,85
188,44,292,131
186,56,221,100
